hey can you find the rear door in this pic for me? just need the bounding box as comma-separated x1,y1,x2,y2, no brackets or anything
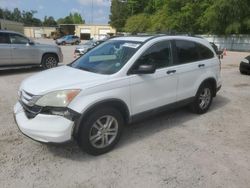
0,32,12,66
10,33,40,65
172,39,215,101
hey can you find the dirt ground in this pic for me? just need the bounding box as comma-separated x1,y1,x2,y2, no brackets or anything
0,39,250,188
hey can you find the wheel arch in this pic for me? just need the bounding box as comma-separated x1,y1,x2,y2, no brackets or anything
41,52,59,64
197,77,217,97
73,98,130,137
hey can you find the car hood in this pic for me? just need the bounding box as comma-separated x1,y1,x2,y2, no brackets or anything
20,66,109,95
35,43,58,48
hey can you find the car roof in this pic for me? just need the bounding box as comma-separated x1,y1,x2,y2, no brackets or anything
110,35,210,47
0,30,23,35
110,36,154,42
111,34,205,42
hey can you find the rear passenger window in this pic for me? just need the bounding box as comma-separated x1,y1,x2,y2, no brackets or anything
0,33,10,44
175,40,214,64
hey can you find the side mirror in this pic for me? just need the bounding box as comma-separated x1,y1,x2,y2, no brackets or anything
133,64,156,74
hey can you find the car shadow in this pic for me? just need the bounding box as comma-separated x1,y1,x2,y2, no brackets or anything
0,67,42,76
0,64,66,76
45,94,230,160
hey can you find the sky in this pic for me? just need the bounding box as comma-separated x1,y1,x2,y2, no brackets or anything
0,0,111,24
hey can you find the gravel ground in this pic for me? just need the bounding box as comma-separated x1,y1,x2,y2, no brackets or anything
0,39,250,188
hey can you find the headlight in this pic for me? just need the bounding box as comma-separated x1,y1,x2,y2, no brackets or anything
35,89,81,107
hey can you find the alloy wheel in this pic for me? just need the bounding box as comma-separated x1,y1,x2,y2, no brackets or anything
199,88,211,110
89,115,119,149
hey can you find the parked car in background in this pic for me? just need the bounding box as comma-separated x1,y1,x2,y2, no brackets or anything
74,40,105,58
0,30,63,70
56,35,81,45
14,35,221,155
239,55,250,75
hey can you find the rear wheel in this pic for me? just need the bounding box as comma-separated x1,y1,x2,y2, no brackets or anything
191,83,213,114
42,54,58,69
77,107,124,155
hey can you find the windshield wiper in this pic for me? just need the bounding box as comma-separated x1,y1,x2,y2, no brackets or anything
78,67,93,72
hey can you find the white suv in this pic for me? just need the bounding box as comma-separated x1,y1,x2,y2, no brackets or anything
14,35,222,155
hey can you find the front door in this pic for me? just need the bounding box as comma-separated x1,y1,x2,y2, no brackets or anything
10,33,40,65
129,40,178,115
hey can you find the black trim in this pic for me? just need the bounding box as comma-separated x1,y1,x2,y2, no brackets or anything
19,100,81,121
41,107,81,121
130,97,195,123
217,85,222,93
73,98,130,137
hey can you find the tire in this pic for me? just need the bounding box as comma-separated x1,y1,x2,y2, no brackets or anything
41,54,58,69
191,83,213,114
62,41,66,45
77,107,124,155
75,41,80,45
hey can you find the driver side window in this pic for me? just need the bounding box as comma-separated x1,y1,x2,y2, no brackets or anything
10,34,29,44
135,41,172,69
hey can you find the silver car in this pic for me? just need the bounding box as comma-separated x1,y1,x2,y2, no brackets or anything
0,30,63,70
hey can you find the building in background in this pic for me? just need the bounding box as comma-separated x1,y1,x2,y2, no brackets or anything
24,27,56,38
75,24,116,40
0,19,24,33
23,24,116,40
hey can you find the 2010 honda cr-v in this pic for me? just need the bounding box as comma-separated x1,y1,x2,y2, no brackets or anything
14,35,222,155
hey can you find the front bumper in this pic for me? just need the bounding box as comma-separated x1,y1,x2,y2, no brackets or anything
14,102,74,143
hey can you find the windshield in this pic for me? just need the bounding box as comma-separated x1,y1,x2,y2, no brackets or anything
70,40,142,75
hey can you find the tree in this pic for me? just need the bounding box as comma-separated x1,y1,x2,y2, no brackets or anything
22,10,42,26
124,13,151,34
202,0,250,34
109,0,129,31
43,16,57,26
57,13,85,24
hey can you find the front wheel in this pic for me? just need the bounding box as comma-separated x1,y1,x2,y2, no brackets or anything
42,54,58,69
191,83,213,114
77,107,124,155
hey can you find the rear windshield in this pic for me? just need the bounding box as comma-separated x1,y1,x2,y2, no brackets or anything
70,40,142,75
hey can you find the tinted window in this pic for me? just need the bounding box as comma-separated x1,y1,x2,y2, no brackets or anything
175,40,214,64
175,40,200,64
10,34,29,44
0,33,10,44
135,41,172,69
197,43,214,60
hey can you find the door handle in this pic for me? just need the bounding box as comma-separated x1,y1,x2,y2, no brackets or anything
166,70,176,74
198,64,205,68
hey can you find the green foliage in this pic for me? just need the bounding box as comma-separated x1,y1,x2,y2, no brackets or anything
109,0,130,32
43,16,57,26
109,0,250,34
57,13,85,24
124,13,151,34
0,7,85,27
0,7,42,26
